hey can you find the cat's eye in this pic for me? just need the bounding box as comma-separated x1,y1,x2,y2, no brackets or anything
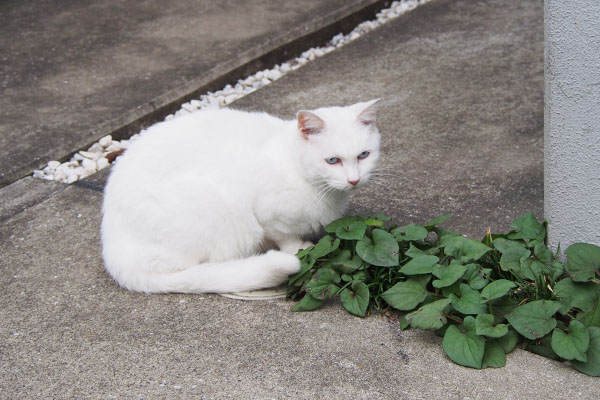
358,151,370,160
325,157,340,165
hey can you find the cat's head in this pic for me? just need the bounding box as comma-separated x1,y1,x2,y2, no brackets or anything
296,99,380,191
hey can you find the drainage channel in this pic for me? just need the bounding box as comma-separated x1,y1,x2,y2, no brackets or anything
32,0,431,189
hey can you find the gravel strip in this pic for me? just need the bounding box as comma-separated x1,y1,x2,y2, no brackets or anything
33,0,431,184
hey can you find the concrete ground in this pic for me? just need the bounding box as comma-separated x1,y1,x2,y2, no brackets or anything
0,0,386,187
1,0,598,398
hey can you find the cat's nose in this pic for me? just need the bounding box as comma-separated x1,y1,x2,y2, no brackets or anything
348,178,360,186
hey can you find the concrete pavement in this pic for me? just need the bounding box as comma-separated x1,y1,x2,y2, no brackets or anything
0,0,387,187
2,0,598,398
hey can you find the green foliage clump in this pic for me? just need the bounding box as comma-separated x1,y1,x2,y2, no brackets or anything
287,212,600,376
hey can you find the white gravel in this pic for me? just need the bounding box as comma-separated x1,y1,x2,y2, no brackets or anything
33,0,431,183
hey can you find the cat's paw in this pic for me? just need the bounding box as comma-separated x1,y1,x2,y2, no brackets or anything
265,250,301,275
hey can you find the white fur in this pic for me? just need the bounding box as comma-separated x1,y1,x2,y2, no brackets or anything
101,100,380,293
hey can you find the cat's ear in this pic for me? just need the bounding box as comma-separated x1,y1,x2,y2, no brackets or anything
297,111,326,140
357,98,380,127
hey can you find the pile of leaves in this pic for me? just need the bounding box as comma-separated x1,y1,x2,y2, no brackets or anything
287,212,600,376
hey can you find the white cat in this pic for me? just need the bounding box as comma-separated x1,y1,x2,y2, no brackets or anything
101,100,380,293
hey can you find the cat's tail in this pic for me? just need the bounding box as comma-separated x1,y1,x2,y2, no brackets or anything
106,250,301,294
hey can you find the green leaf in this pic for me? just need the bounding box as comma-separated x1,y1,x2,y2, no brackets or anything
381,279,428,311
340,281,370,317
475,314,509,338
364,217,384,227
480,280,517,303
482,340,507,368
577,299,600,328
505,300,561,340
331,251,364,274
499,246,530,276
391,224,428,241
526,335,560,360
332,220,367,240
406,298,452,330
292,294,325,312
305,268,339,300
534,242,554,265
442,320,485,369
463,264,491,290
309,235,340,259
432,263,467,288
565,243,600,282
449,284,487,315
400,315,410,330
507,212,545,241
554,277,600,314
325,216,363,233
551,320,590,362
572,326,600,376
356,229,399,267
424,214,452,230
493,238,526,254
441,235,491,263
399,255,439,275
497,328,520,353
288,257,315,286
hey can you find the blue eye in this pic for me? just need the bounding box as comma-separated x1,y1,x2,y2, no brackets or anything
358,151,370,160
325,157,340,165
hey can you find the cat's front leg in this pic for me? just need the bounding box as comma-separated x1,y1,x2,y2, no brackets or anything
276,238,314,255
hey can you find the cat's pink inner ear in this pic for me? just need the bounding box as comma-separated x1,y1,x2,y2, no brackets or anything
357,99,379,126
297,111,325,139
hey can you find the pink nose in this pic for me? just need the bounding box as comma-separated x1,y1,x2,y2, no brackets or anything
348,179,360,186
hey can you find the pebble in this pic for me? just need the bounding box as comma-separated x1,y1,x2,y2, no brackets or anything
97,158,109,170
81,158,97,172
88,143,103,153
80,151,102,161
99,135,112,147
32,0,428,184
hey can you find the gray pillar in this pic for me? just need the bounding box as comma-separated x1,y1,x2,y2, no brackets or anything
544,0,600,250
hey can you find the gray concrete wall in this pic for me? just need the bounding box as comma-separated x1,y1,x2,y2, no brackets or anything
544,0,600,250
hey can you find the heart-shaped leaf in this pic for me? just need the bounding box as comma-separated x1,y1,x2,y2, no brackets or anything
475,314,509,338
441,235,491,263
554,277,600,315
391,224,428,241
572,326,600,376
507,212,545,241
381,279,428,311
449,284,487,315
291,294,324,312
499,246,530,276
551,320,590,362
329,219,367,240
424,214,452,231
482,340,507,368
432,263,467,288
331,250,364,274
497,328,520,353
493,238,526,254
505,300,561,340
480,280,517,303
565,243,600,282
442,319,485,369
340,281,370,317
305,268,339,300
356,229,399,267
309,235,340,259
463,264,491,290
577,299,600,328
406,298,452,330
399,255,439,275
